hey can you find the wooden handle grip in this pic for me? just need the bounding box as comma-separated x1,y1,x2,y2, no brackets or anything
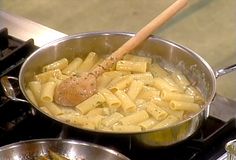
92,0,188,77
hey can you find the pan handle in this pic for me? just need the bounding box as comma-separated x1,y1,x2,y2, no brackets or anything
215,64,236,78
0,76,28,103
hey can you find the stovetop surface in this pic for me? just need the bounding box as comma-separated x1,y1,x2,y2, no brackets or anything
1,27,236,160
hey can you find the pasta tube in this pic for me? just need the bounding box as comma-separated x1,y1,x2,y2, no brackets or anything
171,71,190,90
153,77,181,92
129,72,154,85
116,60,147,73
42,58,68,72
123,54,152,64
43,102,63,116
34,69,67,83
96,71,130,89
101,112,124,127
137,86,160,101
89,58,103,71
108,76,133,92
96,75,113,89
139,118,157,130
119,110,149,125
57,113,96,130
114,90,136,113
162,76,183,92
87,115,104,129
153,115,179,129
62,57,83,75
99,88,121,110
169,100,201,112
146,102,168,121
69,115,96,129
185,86,205,104
40,81,56,103
161,90,194,102
148,63,169,78
75,93,105,114
25,88,38,106
40,106,51,115
77,52,98,73
27,81,42,105
86,108,109,117
127,80,144,100
151,98,184,120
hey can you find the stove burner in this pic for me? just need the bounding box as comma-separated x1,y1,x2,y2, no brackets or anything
0,28,37,131
0,28,37,77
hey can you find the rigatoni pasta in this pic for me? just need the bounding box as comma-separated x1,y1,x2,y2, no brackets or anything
108,75,133,92
138,118,157,130
34,69,68,83
43,102,63,116
171,71,190,90
40,81,56,103
161,90,194,102
77,52,98,73
137,86,160,101
152,98,184,120
26,52,205,133
146,102,168,121
25,88,38,106
101,112,124,127
27,81,41,102
148,63,169,78
86,107,109,117
127,80,144,100
129,72,153,85
75,93,105,114
152,77,181,92
99,88,121,111
114,90,136,114
62,57,83,75
153,115,179,129
42,58,68,72
96,71,130,89
119,110,149,125
123,54,152,64
169,100,201,112
116,60,147,73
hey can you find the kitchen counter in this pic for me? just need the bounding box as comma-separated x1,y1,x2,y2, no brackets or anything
0,0,236,121
0,11,67,47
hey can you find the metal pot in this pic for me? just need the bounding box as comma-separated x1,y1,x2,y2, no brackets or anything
1,32,236,147
0,138,130,160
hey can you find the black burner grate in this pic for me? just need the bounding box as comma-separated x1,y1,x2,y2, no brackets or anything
0,28,38,132
0,28,37,77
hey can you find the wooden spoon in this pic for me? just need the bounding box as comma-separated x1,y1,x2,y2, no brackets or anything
54,0,188,107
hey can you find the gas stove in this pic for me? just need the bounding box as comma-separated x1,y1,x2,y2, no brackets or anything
1,11,236,160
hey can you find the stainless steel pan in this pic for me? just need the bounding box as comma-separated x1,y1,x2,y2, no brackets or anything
1,32,236,147
0,138,130,160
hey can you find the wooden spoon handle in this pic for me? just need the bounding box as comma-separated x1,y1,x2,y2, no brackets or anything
91,0,188,77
